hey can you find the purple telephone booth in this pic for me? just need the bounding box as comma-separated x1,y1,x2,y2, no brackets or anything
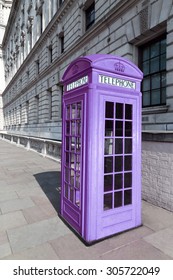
61,54,143,243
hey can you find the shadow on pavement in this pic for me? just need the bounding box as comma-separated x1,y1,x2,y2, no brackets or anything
34,171,61,213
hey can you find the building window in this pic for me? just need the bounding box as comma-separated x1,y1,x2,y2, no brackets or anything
59,0,63,6
35,59,40,74
48,44,53,64
60,34,64,53
85,2,95,30
26,70,29,83
140,37,166,107
35,95,39,123
25,101,29,124
40,11,43,34
19,104,22,125
47,89,52,120
29,31,33,52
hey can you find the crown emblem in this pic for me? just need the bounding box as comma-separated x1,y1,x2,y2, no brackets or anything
114,62,125,72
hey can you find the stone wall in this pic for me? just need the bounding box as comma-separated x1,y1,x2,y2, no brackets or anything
0,132,61,161
142,132,173,211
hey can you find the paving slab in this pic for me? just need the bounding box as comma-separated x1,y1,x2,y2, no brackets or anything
0,231,8,245
98,239,172,260
142,200,173,231
0,243,12,259
16,187,47,198
23,205,57,224
0,190,18,202
0,211,27,232
0,197,35,214
7,217,71,254
144,226,173,258
3,243,59,260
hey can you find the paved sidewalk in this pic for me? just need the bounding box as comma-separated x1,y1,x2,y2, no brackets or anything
0,140,173,260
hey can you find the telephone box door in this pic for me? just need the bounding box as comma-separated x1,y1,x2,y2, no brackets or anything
61,95,85,235
97,94,140,238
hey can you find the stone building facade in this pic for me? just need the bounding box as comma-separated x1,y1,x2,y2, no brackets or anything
1,0,173,211
0,0,12,130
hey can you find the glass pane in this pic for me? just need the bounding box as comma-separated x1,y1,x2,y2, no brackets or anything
76,120,81,135
105,120,113,136
125,138,132,154
151,89,160,105
161,72,166,87
65,183,68,199
70,169,74,186
70,137,75,152
66,105,70,119
116,103,123,119
143,61,149,75
105,138,113,155
150,42,159,58
125,104,132,120
114,191,122,208
105,102,114,118
151,74,160,89
77,103,81,118
65,137,70,151
142,77,150,91
115,121,123,136
150,57,159,73
76,172,80,189
76,154,80,165
160,39,166,54
70,187,74,203
160,54,166,70
161,88,166,104
104,157,113,173
124,190,132,205
124,156,132,171
66,121,70,135
114,156,123,172
76,137,81,153
124,172,132,188
125,122,132,137
115,138,123,154
71,121,76,136
71,137,75,145
71,104,76,119
143,47,149,61
143,91,150,107
104,193,112,210
65,152,70,166
70,153,75,169
75,190,80,207
65,167,69,182
114,173,123,190
104,175,113,192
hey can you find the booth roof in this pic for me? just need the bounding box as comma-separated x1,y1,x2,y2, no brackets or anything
62,54,143,81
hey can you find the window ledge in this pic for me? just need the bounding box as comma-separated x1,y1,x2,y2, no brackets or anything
142,105,169,115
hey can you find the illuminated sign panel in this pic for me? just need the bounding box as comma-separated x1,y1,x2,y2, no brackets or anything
99,74,136,89
67,76,88,91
